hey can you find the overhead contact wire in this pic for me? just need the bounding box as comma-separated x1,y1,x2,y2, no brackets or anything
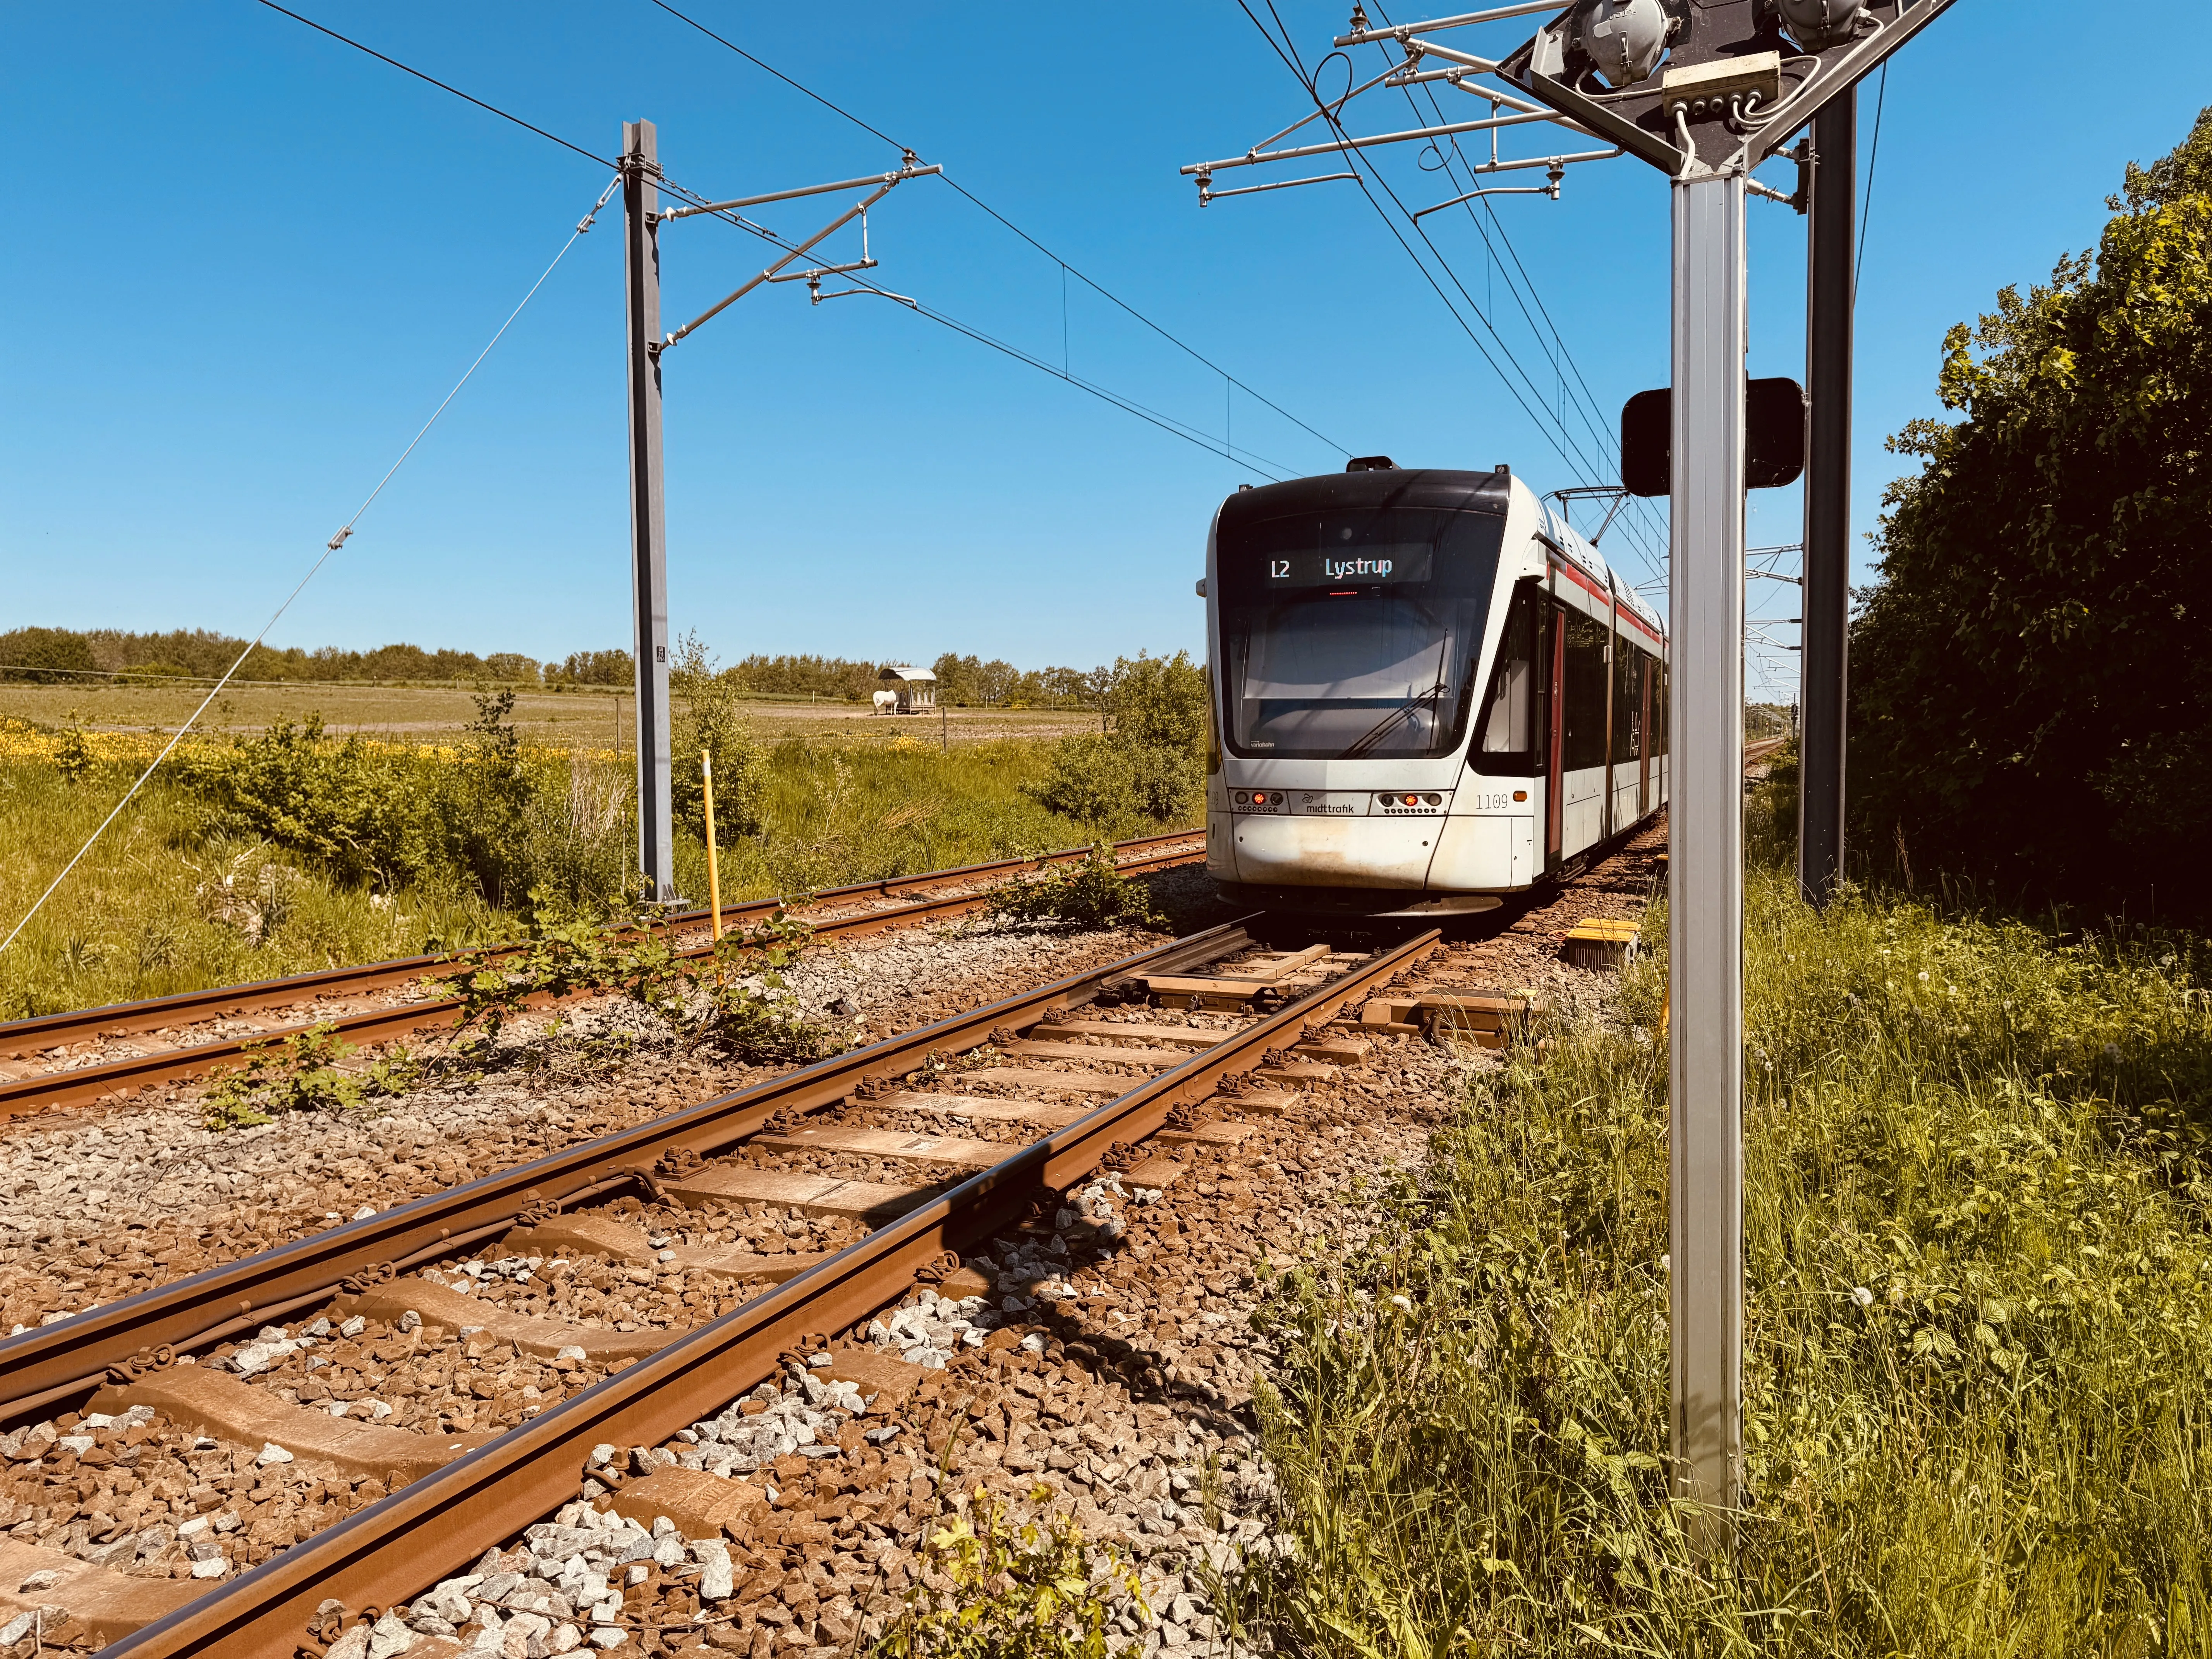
641,0,1349,462
252,0,615,167
0,184,616,960
1357,3,1667,577
1240,2,1615,516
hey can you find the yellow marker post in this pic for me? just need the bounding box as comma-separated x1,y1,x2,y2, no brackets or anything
701,750,723,983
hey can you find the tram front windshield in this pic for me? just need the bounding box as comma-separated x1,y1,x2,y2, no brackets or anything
1216,505,1505,760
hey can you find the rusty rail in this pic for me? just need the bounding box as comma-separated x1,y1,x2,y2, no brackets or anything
0,833,1205,1119
0,918,1253,1422
101,925,1441,1659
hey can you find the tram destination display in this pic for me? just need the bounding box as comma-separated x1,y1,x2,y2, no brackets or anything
1253,544,1436,588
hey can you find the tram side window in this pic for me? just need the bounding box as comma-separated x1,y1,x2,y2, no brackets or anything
1471,580,1541,773
1561,607,1610,772
1613,637,1640,763
1655,662,1669,757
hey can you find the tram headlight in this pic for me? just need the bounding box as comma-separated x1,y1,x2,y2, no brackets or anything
1423,793,1442,805
1234,792,1250,805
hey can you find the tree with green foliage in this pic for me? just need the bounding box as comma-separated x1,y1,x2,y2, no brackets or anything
549,648,634,687
1852,109,2212,917
1027,651,1208,827
669,634,766,847
0,627,96,684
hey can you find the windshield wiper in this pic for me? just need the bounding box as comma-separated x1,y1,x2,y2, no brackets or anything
1340,679,1448,759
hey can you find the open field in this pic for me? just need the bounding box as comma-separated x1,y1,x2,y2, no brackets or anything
0,682,1106,749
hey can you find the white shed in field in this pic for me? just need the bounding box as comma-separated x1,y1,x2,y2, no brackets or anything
878,665,936,713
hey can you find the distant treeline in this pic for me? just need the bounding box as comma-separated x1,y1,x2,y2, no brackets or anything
0,628,1121,707
0,626,632,689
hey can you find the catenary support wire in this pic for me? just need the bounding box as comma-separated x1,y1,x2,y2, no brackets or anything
1380,24,1674,571
260,0,1345,477
1359,1,1671,575
641,0,1350,462
655,174,1304,479
0,180,618,960
254,0,615,166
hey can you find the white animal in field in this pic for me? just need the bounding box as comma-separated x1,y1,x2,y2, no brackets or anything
872,689,898,714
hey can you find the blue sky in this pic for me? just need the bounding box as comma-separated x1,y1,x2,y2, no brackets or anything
2,3,2201,700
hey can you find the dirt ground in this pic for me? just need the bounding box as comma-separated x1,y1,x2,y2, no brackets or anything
0,684,1104,749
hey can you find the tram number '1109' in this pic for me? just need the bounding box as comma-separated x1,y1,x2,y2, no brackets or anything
1469,790,1525,811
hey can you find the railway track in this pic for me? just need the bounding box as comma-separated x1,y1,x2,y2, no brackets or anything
0,833,1204,1121
0,915,1446,1657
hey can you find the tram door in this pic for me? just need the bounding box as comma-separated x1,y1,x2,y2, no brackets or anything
1638,654,1652,816
1544,598,1566,871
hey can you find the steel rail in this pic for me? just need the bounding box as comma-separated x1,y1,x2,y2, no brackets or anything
0,831,1201,1050
0,918,1256,1422
103,926,1441,1659
0,834,1205,1119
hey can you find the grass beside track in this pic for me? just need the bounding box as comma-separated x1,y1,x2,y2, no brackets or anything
0,723,1126,1020
1235,834,2212,1652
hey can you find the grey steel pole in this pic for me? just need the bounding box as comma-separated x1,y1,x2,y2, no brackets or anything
1668,166,1745,1551
622,119,676,904
1798,91,1854,907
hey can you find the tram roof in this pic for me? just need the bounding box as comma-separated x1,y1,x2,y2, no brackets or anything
1218,465,1513,529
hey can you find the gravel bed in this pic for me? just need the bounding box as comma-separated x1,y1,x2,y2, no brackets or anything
0,920,1156,1332
0,835,1659,1656
348,1039,1455,1659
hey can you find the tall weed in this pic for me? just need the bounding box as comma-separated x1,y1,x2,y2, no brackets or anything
876,1486,1144,1658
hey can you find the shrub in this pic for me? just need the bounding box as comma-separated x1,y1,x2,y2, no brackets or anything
202,1022,417,1129
988,843,1165,931
178,706,632,914
1024,651,1209,828
1104,650,1209,752
1026,734,1201,828
178,715,446,891
669,633,766,844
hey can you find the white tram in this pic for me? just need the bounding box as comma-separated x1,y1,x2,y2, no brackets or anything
1201,458,1668,916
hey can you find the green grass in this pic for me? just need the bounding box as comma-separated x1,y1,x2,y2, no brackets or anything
0,722,1175,1021
1233,805,2212,1653
0,752,499,1019
671,735,1149,904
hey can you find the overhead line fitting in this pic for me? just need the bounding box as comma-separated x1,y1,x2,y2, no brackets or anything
658,162,938,349
640,0,1349,463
